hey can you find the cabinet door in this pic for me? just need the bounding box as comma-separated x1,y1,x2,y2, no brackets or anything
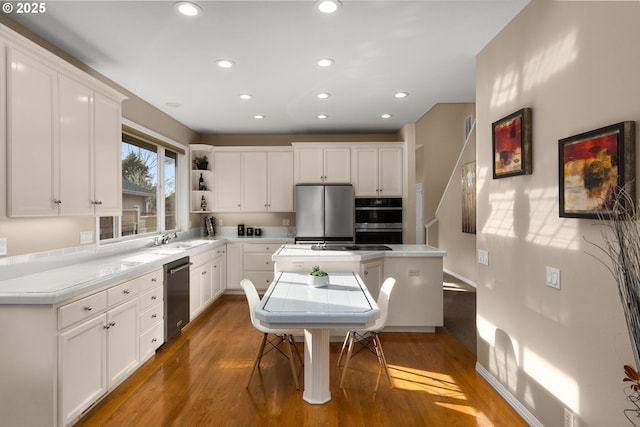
294,147,324,183
352,148,378,196
93,92,122,215
58,75,93,215
59,314,107,427
226,243,243,290
379,147,403,196
214,152,241,211
360,260,383,301
200,262,213,309
106,298,139,387
324,147,351,183
267,151,294,211
190,263,205,319
7,47,58,216
241,151,268,211
213,248,226,299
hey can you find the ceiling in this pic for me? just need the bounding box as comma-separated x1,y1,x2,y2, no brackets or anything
6,0,529,135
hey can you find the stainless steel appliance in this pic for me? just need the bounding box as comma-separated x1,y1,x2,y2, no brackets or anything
355,197,403,244
164,256,191,342
295,184,354,243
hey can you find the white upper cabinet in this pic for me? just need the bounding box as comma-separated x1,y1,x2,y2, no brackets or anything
352,145,403,196
213,151,242,211
214,147,293,212
3,28,125,217
7,46,59,216
293,144,351,183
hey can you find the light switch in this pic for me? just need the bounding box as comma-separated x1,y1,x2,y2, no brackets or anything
546,266,561,289
478,249,489,266
0,238,7,256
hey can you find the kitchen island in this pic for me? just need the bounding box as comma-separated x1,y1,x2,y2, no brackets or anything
272,244,447,332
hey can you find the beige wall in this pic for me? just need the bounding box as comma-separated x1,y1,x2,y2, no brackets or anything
476,1,640,426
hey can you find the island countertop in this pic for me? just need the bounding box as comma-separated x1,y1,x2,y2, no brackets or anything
272,244,447,262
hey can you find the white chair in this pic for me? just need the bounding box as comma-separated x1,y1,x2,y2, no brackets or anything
240,279,304,390
337,277,396,388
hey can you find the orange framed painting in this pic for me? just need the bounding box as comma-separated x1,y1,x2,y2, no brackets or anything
492,108,532,179
558,121,635,219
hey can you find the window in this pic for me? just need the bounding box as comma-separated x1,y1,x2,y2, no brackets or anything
99,132,182,241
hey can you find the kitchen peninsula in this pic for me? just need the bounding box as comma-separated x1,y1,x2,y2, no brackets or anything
272,244,447,332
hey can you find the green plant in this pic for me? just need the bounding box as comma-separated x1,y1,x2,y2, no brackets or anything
310,265,327,277
193,155,208,166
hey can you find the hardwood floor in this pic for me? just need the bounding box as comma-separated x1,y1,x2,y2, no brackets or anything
76,296,526,427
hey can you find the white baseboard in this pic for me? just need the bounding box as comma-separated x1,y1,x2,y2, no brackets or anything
475,362,543,427
443,268,477,288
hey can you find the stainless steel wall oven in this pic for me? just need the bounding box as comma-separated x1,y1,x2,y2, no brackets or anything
354,197,403,244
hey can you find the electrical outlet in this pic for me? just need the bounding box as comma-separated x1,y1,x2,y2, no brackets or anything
0,238,7,256
283,219,290,226
546,266,561,289
80,231,93,245
478,249,489,266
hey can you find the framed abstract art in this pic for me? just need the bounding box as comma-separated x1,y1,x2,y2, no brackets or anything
558,121,635,219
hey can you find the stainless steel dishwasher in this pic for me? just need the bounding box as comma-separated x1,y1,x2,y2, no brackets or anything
164,256,191,342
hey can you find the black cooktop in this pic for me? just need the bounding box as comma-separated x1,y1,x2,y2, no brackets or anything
311,244,392,251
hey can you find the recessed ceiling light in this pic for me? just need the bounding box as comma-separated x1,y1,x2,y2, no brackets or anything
239,94,253,100
317,114,328,119
216,59,234,68
165,102,182,108
317,58,335,67
381,113,393,119
253,115,265,120
394,92,409,98
317,93,331,99
315,0,342,14
173,1,202,17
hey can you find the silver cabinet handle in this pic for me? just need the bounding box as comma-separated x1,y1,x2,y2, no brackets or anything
91,200,103,205
152,314,157,319
84,305,93,311
169,262,192,274
201,271,207,275
123,289,130,294
152,338,158,343
151,277,157,282
151,295,157,300
53,200,62,205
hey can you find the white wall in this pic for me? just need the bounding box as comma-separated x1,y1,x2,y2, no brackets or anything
476,1,640,426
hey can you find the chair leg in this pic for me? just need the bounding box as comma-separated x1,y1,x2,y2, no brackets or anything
372,333,393,388
289,334,304,367
339,332,356,388
246,333,268,388
337,331,351,367
284,334,300,390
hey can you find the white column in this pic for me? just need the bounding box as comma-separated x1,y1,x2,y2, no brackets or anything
303,328,331,404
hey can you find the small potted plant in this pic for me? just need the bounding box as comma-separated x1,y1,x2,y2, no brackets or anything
193,155,209,170
308,265,329,287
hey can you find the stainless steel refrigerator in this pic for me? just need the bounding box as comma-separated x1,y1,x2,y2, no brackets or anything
295,184,354,243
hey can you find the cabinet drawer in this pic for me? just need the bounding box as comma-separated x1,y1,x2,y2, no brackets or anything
139,285,163,311
243,243,283,253
139,303,163,332
243,252,274,271
243,271,275,290
108,280,140,307
191,250,213,269
140,322,164,361
58,291,107,330
136,269,163,292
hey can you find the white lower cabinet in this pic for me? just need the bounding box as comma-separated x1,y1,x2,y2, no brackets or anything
360,259,384,300
58,297,138,426
225,243,243,290
190,245,227,321
56,268,162,426
58,313,107,427
242,243,283,290
213,247,226,299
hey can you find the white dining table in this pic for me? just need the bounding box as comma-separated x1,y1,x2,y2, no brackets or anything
254,271,380,404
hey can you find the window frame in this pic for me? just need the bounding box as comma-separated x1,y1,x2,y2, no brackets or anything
98,120,188,244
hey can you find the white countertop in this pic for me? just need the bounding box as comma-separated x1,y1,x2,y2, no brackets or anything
255,271,380,329
272,244,447,262
0,236,293,305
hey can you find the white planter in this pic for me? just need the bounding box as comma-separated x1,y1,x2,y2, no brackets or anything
308,274,329,287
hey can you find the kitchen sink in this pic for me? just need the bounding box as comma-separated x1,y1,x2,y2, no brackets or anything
311,244,392,251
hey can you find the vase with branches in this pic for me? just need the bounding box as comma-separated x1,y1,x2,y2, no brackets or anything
588,185,640,425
